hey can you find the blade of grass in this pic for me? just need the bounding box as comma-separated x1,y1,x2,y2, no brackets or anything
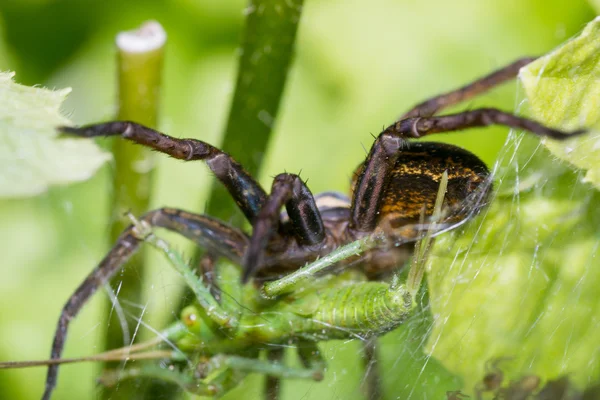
102,21,166,400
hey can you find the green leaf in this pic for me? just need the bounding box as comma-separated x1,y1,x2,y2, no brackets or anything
587,0,600,13
0,71,110,198
521,16,600,189
426,18,600,392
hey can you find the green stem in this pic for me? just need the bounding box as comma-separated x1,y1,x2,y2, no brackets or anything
103,20,165,400
205,0,305,224
170,2,305,397
265,348,285,400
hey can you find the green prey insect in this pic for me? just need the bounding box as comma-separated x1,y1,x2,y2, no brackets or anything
94,173,448,395
0,173,448,397
2,57,585,399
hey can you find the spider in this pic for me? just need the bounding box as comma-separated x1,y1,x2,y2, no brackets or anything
40,57,584,399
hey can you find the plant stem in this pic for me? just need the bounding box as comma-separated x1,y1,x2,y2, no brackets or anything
187,2,305,399
205,0,305,224
103,20,165,400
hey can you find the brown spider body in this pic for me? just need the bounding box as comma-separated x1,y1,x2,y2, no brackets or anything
259,140,492,280
376,141,490,225
41,57,586,399
349,140,491,277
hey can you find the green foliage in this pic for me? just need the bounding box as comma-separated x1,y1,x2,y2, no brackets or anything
522,16,600,189
0,1,597,399
588,0,600,13
0,72,109,198
427,17,600,393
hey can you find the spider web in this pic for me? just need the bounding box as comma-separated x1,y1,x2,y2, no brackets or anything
124,93,598,400
3,6,599,400
419,43,600,399
44,41,600,400
257,25,600,399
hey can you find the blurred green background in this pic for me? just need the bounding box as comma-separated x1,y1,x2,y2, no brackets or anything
0,0,595,399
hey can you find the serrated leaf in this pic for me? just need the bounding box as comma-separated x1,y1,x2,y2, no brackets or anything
0,71,110,198
520,17,600,190
425,18,600,393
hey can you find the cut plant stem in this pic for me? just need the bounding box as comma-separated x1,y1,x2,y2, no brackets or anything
103,20,166,400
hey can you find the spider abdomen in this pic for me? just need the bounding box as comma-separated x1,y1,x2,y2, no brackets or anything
379,141,490,229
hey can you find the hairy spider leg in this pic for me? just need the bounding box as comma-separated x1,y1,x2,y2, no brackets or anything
361,338,383,400
351,55,587,232
401,57,536,119
265,347,285,400
243,173,326,281
60,122,268,223
351,110,586,232
43,208,248,400
61,125,330,282
390,108,587,141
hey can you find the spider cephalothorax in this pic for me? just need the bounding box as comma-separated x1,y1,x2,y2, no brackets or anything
41,57,585,399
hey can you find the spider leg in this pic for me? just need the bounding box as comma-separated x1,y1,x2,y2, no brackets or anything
59,122,267,223
194,251,223,303
43,208,248,400
350,108,586,231
387,108,587,140
242,173,325,282
265,348,285,400
361,339,383,400
401,57,535,119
